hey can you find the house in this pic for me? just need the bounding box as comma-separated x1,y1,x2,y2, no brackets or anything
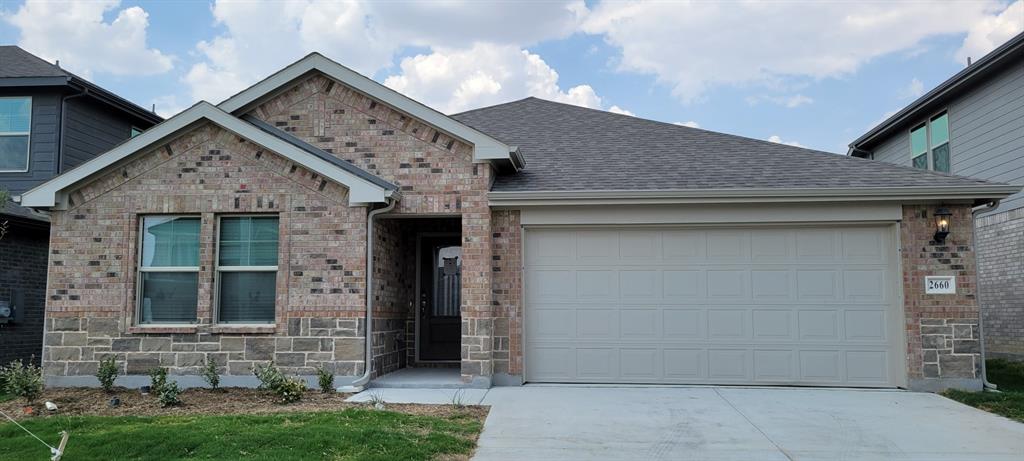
19,53,1020,392
0,46,162,366
849,31,1024,362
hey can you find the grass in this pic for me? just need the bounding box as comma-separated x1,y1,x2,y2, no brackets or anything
0,393,13,403
945,359,1024,423
0,408,483,460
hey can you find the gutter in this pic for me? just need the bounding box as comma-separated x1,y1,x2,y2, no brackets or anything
337,198,396,393
489,185,1022,207
972,200,1002,392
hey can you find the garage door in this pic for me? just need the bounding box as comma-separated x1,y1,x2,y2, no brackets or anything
524,226,901,387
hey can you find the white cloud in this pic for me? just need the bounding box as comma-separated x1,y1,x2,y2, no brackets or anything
748,94,814,108
902,78,926,99
581,1,1009,102
608,105,635,116
956,1,1023,64
183,0,585,104
384,44,604,114
4,0,173,78
768,135,805,148
674,121,700,128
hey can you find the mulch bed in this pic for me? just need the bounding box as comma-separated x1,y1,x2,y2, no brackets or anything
0,387,488,421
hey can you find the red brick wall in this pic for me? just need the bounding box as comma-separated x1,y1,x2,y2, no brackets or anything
44,123,370,379
901,204,981,387
491,209,522,377
250,74,495,381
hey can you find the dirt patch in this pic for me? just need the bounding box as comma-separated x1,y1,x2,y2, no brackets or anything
0,387,488,422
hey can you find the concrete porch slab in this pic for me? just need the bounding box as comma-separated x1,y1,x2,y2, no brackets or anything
345,387,490,405
368,367,479,389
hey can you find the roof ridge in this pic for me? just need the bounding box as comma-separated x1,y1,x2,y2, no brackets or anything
449,96,537,117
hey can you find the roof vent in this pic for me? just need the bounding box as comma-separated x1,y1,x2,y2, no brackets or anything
55,59,60,67
967,56,972,66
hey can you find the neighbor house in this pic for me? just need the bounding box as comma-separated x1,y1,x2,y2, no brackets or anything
0,46,162,366
19,53,1020,392
849,31,1024,362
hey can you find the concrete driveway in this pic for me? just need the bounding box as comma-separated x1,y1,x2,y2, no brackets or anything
349,386,1024,460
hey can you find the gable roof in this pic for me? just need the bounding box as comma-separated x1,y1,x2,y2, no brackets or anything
18,102,398,209
452,97,1019,204
0,46,163,125
217,53,522,171
849,31,1024,155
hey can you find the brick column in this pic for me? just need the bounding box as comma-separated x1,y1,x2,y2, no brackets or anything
460,195,494,385
901,204,982,391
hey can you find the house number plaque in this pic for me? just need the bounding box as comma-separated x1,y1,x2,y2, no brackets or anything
925,276,956,294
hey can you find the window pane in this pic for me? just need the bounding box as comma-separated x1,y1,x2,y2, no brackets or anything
142,217,200,267
912,153,928,169
0,98,30,133
910,125,927,156
0,135,29,170
219,271,276,323
219,216,278,266
130,127,142,138
930,113,949,146
140,272,198,323
933,143,950,173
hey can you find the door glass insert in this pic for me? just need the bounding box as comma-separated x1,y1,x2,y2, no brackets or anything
433,245,462,317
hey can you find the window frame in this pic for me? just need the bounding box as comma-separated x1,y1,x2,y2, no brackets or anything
908,109,952,173
213,214,280,325
0,96,32,173
135,214,202,326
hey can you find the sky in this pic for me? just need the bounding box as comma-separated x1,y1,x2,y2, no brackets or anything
0,0,1022,154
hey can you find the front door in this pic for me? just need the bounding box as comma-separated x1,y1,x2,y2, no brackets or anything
418,235,462,361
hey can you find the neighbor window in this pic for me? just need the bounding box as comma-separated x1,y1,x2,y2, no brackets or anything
910,111,950,173
216,216,279,324
0,97,31,172
130,126,143,138
137,216,200,324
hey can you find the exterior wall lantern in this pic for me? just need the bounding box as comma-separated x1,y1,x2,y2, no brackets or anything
933,207,952,243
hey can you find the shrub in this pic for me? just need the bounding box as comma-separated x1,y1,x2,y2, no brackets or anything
202,359,220,390
149,367,168,393
1,360,43,403
252,362,306,403
97,356,119,392
253,362,284,390
157,381,182,407
315,365,334,394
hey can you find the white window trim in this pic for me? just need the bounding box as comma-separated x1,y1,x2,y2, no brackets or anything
908,109,951,173
0,96,32,173
214,214,279,326
135,215,201,326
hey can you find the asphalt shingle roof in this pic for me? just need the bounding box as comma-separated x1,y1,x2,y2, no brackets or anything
451,97,1000,193
0,46,68,78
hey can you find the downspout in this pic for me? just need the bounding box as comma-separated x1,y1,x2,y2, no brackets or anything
971,200,1001,391
337,198,396,393
57,88,88,174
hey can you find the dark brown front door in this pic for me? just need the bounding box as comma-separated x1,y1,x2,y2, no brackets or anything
418,235,461,361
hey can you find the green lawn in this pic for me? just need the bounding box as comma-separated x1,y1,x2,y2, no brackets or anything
0,408,483,460
945,359,1024,423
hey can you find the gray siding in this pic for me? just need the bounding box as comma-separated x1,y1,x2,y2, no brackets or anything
0,89,60,194
866,61,1024,213
61,96,135,172
948,61,1024,212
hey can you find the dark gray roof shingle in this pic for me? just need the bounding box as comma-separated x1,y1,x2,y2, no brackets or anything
451,97,1000,192
0,45,68,78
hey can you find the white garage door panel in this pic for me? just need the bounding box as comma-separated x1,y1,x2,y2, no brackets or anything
525,226,900,387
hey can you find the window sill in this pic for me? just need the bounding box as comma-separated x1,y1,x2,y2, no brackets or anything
128,326,199,334
210,325,277,335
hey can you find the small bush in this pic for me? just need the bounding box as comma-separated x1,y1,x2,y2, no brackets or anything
315,365,334,393
202,359,220,390
149,367,168,392
1,360,43,403
157,381,182,407
252,361,306,403
97,356,119,392
253,362,285,390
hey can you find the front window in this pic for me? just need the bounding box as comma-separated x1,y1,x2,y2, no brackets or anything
0,97,31,172
216,216,279,324
138,216,200,324
910,111,951,173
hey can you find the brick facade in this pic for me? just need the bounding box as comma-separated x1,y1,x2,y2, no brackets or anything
0,219,49,366
901,205,983,390
490,209,522,380
976,207,1024,361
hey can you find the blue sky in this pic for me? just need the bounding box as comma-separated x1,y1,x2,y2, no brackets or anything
1,0,1021,154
